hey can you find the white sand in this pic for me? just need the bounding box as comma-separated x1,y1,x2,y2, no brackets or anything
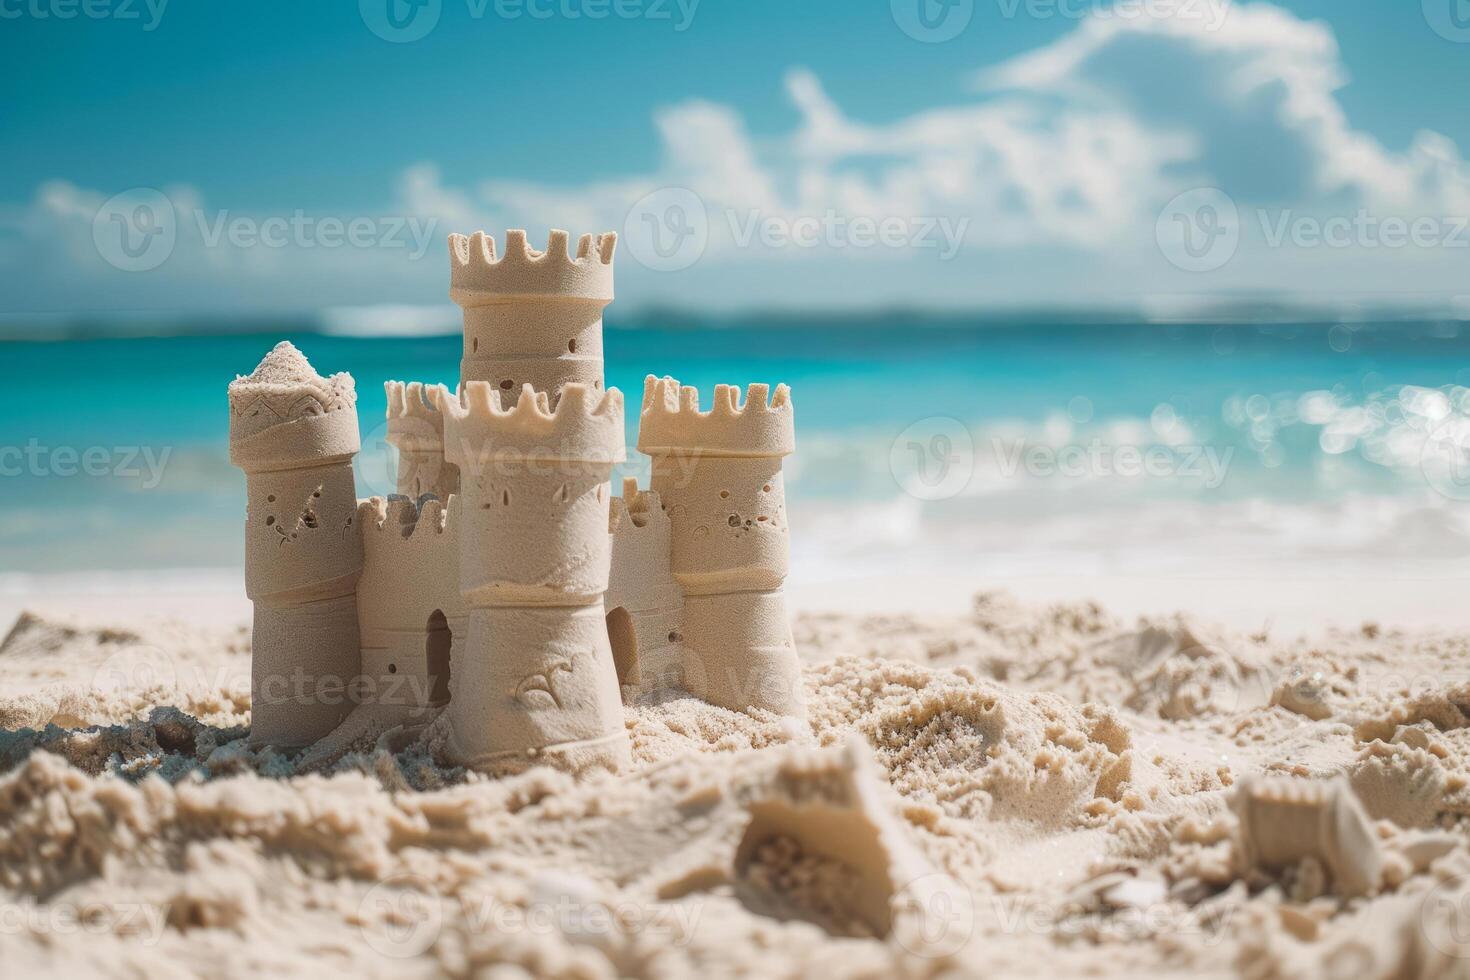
4,585,1470,978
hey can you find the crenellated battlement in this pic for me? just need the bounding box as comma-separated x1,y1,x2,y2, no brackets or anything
439,381,625,467
230,209,803,766
386,381,450,424
637,375,795,458
609,477,670,534
449,229,616,307
386,380,450,447
357,494,455,542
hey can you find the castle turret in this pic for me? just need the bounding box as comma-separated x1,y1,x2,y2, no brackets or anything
228,342,365,748
438,380,631,775
449,229,616,399
606,478,685,699
354,494,464,719
637,376,805,721
385,381,459,499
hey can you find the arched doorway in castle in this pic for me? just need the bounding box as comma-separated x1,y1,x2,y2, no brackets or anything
426,610,452,706
606,606,638,689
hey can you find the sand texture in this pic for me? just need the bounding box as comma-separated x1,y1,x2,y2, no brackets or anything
4,592,1470,978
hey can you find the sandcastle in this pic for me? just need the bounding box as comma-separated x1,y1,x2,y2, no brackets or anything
228,229,805,775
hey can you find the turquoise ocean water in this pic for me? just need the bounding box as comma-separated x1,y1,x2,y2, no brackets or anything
3,320,1470,582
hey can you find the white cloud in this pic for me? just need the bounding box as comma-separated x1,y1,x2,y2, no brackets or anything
5,2,1469,318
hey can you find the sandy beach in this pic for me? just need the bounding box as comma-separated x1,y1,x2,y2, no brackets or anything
5,577,1470,978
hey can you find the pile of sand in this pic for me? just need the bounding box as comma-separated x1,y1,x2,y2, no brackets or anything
3,592,1470,978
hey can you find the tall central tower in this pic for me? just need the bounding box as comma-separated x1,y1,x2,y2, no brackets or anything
438,230,630,776
451,228,616,399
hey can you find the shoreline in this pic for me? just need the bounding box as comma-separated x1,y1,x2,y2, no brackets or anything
7,564,1470,639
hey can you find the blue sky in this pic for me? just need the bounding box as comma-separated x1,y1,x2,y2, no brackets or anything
2,0,1469,325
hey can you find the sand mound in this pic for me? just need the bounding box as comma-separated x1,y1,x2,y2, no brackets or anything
4,595,1470,977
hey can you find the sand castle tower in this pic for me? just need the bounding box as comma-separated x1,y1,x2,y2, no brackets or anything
637,376,805,720
606,478,685,698
434,228,630,773
228,343,365,748
385,381,459,500
450,228,615,400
